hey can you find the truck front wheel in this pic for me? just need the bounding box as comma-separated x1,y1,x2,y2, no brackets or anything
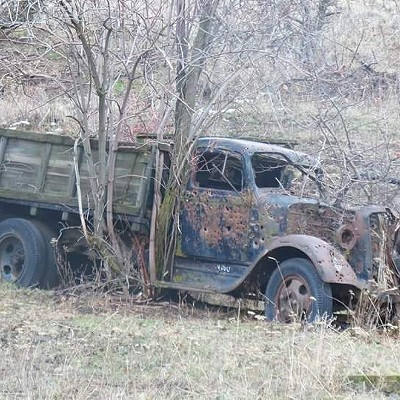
0,218,46,287
265,258,333,322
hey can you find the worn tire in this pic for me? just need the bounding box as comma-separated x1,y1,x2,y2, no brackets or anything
0,218,47,287
32,222,60,289
265,258,333,322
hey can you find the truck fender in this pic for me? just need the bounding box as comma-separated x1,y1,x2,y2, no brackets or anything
262,234,363,289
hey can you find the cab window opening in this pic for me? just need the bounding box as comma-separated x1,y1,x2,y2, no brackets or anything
194,150,243,191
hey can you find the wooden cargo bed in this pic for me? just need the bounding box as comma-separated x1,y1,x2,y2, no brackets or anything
0,128,155,219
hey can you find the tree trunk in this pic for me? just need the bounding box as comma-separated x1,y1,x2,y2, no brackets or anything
155,0,220,280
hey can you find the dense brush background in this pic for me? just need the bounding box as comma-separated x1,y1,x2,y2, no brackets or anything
1,0,400,208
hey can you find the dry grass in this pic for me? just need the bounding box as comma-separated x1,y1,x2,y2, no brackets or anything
0,84,75,133
0,283,399,399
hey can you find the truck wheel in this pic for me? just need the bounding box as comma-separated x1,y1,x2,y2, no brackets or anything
0,218,46,287
32,222,60,289
265,258,332,322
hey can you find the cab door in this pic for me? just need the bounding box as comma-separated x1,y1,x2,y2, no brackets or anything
178,148,252,263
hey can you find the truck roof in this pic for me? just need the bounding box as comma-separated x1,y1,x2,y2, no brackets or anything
197,136,318,167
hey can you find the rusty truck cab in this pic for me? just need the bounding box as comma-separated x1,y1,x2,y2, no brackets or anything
169,137,397,321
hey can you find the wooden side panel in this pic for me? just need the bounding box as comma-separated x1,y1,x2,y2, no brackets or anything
42,144,71,196
0,129,156,218
0,137,44,194
112,149,153,215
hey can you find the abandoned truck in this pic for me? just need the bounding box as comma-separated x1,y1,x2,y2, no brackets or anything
0,127,398,322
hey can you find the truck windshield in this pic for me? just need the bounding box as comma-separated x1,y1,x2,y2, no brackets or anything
251,152,322,198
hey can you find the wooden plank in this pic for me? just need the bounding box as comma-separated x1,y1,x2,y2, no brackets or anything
115,151,138,203
1,138,42,193
0,136,8,168
0,128,76,147
67,145,82,199
37,143,52,192
0,128,156,152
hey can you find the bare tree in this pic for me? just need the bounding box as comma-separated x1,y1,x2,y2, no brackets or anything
35,0,170,286
0,0,43,33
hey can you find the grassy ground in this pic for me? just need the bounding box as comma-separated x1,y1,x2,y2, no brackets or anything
0,283,399,400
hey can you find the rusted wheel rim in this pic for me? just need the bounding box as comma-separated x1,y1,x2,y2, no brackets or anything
275,274,313,322
0,236,25,282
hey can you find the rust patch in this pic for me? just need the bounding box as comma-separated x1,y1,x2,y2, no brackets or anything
287,203,355,245
180,189,252,261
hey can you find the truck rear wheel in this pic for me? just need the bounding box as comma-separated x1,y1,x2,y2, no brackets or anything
0,218,46,287
32,222,60,289
265,258,333,322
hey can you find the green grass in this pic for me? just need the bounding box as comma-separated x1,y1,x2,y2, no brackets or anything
0,283,399,399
